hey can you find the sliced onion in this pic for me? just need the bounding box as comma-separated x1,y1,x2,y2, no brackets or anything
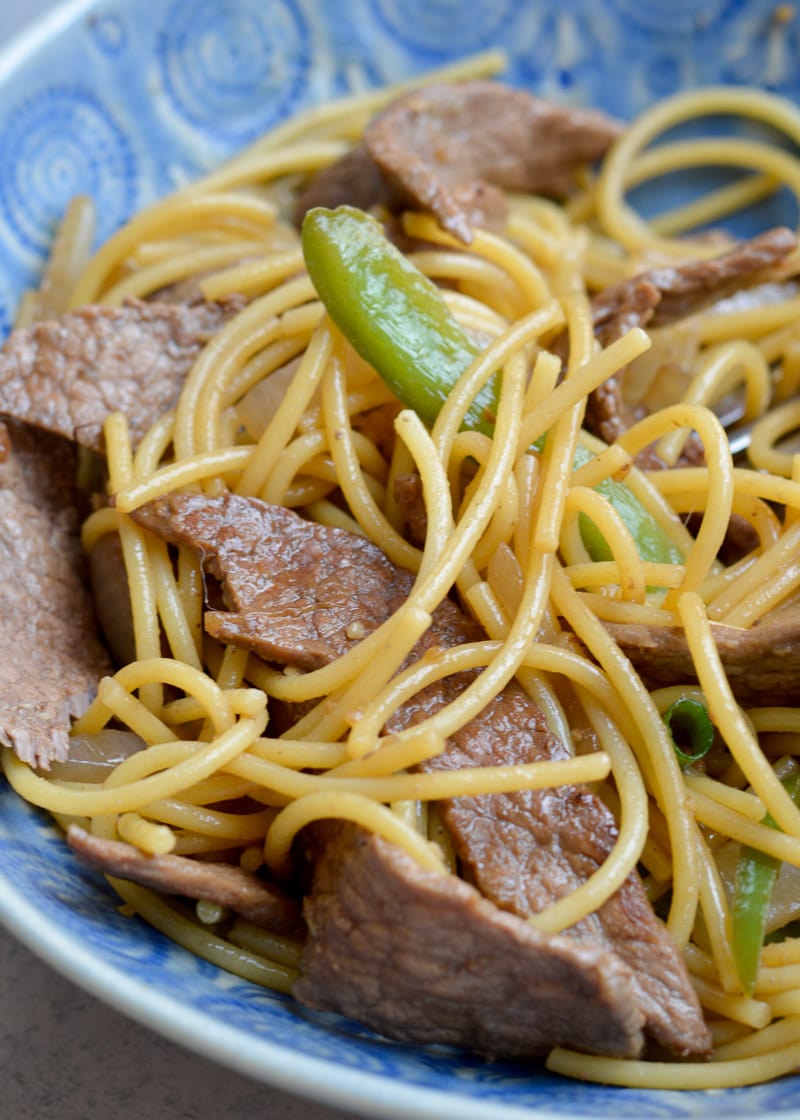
89,531,137,667
622,321,698,409
715,836,800,936
710,279,800,320
235,357,304,440
42,729,145,782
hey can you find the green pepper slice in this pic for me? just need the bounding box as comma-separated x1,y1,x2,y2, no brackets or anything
301,204,683,567
732,771,800,996
571,445,684,566
662,697,715,769
301,204,496,435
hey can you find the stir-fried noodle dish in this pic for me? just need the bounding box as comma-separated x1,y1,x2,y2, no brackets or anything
8,53,800,1088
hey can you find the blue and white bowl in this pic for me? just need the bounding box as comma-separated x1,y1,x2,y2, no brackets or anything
2,1,800,1116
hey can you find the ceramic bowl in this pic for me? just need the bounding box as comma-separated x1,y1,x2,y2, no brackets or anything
2,1,800,1116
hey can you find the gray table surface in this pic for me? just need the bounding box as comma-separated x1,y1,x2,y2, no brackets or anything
0,3,359,1117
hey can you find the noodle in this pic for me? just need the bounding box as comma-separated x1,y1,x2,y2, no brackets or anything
9,60,800,1091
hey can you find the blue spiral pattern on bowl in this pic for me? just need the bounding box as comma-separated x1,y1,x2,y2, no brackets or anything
88,12,128,56
369,0,517,56
609,0,733,34
0,84,136,258
157,0,311,143
3,0,800,1116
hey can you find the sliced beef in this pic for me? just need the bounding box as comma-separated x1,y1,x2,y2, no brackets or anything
0,416,74,507
0,420,111,768
604,607,800,708
393,470,428,547
149,277,209,305
586,227,798,451
293,144,392,226
296,81,621,244
351,401,402,461
0,296,243,453
592,227,797,348
585,278,662,454
713,513,761,566
583,375,647,455
133,491,413,671
131,491,710,1058
67,825,300,933
295,823,645,1060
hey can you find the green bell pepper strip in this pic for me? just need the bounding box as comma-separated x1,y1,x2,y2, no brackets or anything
301,205,497,435
662,697,715,769
732,771,800,997
571,446,684,566
301,205,684,567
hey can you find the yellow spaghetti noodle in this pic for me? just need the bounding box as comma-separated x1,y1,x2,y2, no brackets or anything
10,61,800,1093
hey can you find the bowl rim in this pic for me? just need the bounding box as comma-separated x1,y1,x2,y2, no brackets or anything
0,0,97,84
0,823,567,1120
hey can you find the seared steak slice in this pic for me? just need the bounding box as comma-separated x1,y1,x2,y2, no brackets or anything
0,297,242,453
0,420,111,768
131,491,710,1057
295,823,646,1060
393,471,428,547
296,81,621,244
586,228,798,450
133,489,413,671
67,825,300,933
592,227,797,348
293,144,392,227
604,608,800,708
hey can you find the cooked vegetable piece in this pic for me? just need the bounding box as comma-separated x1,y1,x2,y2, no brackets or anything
301,204,495,433
662,697,715,769
301,204,683,567
732,771,800,996
572,445,685,566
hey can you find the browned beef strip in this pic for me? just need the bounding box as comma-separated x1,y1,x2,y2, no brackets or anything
149,277,210,305
592,227,798,348
293,144,393,227
0,420,111,768
133,490,413,671
295,823,646,1060
713,513,761,566
131,491,710,1058
586,228,798,451
295,81,621,244
351,402,402,461
67,825,300,933
604,608,800,708
584,278,661,455
584,229,799,557
393,470,428,547
0,296,243,453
